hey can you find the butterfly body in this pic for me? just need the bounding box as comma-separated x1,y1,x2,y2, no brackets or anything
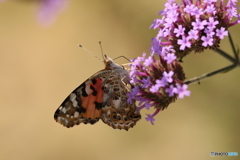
54,55,141,130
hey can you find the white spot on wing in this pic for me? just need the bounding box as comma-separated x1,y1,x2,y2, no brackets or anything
62,108,67,113
113,99,121,108
70,93,78,107
85,82,93,95
74,112,79,118
70,93,76,101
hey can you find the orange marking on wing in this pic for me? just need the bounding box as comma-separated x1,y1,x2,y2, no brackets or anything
82,78,104,119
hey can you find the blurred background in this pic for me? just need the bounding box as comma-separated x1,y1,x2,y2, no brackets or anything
0,0,239,160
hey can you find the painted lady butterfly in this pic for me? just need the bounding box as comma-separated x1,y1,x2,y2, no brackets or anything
54,54,141,130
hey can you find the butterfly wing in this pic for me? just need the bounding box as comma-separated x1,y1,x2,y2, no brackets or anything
54,55,141,130
54,76,105,128
100,71,141,130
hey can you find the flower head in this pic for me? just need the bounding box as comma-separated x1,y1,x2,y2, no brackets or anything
150,0,240,59
129,50,187,123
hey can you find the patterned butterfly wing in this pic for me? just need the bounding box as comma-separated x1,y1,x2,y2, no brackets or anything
54,55,141,130
54,76,105,127
100,70,141,130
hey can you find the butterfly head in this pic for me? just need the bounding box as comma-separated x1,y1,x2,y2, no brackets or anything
103,55,123,70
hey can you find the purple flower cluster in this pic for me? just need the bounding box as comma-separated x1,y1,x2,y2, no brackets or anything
128,52,190,124
150,0,240,59
129,0,240,125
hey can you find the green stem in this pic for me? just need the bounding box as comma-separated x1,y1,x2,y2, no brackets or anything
228,33,238,60
215,48,235,63
185,33,239,85
185,63,237,85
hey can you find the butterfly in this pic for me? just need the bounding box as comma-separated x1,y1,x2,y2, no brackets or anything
54,54,141,130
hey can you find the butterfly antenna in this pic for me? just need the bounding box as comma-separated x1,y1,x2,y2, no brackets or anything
78,44,103,62
99,41,106,61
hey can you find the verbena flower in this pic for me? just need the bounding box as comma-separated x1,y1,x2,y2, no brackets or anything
3,0,238,126
150,0,240,59
128,52,189,125
129,0,240,125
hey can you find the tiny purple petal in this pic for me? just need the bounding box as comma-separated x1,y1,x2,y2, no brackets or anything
204,28,215,37
132,86,140,95
165,85,177,97
150,18,162,29
176,84,191,99
145,109,160,125
149,78,167,93
216,27,228,39
127,92,134,104
163,71,174,83
192,19,207,30
141,77,151,88
191,8,204,18
201,36,213,47
174,25,185,37
156,78,167,87
205,4,216,15
144,102,152,110
203,0,217,4
132,54,146,66
145,114,155,125
143,56,154,66
150,38,162,55
207,17,219,30
188,29,199,40
184,4,196,14
177,36,191,50
163,53,176,64
150,84,160,93
237,14,240,23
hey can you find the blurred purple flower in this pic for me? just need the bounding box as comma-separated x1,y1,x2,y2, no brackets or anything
1,0,67,26
38,0,67,26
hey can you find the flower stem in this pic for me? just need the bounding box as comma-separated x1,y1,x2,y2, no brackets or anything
215,48,235,63
185,33,239,85
184,63,237,85
215,33,238,63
